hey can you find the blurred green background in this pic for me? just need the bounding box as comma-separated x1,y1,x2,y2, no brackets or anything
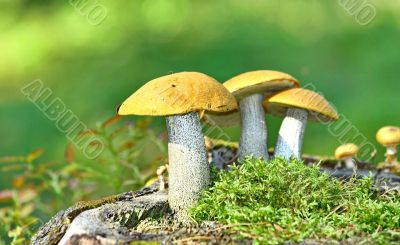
0,0,400,242
1,0,399,168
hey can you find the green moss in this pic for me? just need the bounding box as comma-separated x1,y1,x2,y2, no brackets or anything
66,194,119,219
190,157,400,244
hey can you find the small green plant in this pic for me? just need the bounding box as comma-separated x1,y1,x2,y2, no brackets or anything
190,157,400,244
0,117,167,244
68,116,167,194
0,148,69,245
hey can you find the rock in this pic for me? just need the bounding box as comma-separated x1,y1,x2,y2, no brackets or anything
59,192,169,245
211,147,238,170
64,234,101,245
322,168,400,190
322,168,400,182
30,183,162,245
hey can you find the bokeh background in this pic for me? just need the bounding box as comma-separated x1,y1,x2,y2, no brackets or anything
0,0,399,242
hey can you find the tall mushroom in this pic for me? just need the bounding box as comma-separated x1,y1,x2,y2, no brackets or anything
117,72,237,222
376,126,400,171
263,88,339,159
203,70,299,160
335,143,359,169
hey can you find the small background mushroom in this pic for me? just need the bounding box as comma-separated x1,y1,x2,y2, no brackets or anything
335,143,359,169
156,164,168,191
376,126,400,172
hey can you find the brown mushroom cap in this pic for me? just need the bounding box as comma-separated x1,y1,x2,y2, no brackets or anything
118,72,238,116
376,126,400,146
263,88,339,122
335,143,359,159
202,70,299,126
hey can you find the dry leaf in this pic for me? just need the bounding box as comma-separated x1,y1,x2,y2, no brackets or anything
118,141,135,152
101,115,122,128
88,140,103,148
137,119,150,129
26,148,44,163
12,175,25,188
65,144,75,164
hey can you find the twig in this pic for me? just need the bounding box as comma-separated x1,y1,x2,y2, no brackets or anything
324,204,347,220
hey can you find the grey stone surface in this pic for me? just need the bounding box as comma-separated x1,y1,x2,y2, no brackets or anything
59,192,169,245
30,183,161,245
238,94,268,160
322,168,400,187
274,108,308,159
166,112,210,223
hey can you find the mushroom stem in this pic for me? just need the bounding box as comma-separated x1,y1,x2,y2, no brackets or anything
274,108,308,159
166,112,209,223
343,157,356,169
238,93,268,160
386,145,398,165
156,165,168,191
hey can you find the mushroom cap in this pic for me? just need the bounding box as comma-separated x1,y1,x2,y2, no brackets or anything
263,88,339,122
224,70,300,100
202,70,299,127
118,72,238,116
376,126,400,146
156,165,168,176
335,143,359,159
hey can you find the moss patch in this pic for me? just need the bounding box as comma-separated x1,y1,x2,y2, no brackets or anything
190,157,400,244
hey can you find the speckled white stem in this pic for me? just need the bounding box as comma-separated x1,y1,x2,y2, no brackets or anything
274,108,308,159
166,112,209,223
238,94,268,160
343,157,356,169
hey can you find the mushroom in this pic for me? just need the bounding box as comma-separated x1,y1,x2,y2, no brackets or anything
203,70,299,160
376,126,400,171
117,72,237,222
335,144,359,169
263,88,339,159
156,164,169,191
